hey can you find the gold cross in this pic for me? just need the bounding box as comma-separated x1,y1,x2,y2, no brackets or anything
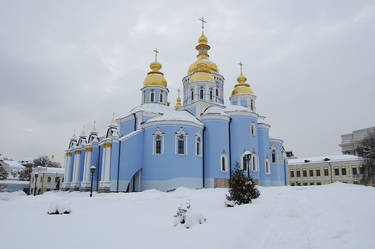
199,16,206,32
239,61,243,75
153,48,159,62
178,88,181,97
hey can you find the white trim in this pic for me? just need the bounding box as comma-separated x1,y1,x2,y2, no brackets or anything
153,128,164,155
258,123,271,129
265,158,271,174
142,120,204,129
252,152,258,171
175,127,188,155
119,129,143,141
195,132,202,157
220,153,228,172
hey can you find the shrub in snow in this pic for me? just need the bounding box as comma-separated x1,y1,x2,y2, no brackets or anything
226,162,260,206
173,201,206,229
47,199,71,215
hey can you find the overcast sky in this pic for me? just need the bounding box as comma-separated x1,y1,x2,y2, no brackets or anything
0,0,374,163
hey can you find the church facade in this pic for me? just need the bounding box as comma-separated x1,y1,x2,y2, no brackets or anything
62,22,288,192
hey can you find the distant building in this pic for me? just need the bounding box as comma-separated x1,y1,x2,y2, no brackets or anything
286,151,297,159
288,155,363,186
339,127,375,155
0,158,25,180
30,166,64,195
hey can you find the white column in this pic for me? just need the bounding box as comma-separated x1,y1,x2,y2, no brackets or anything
74,153,81,182
84,151,92,182
105,146,111,181
101,146,107,181
66,155,71,182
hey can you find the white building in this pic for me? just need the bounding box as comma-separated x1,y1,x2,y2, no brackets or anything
30,166,65,195
339,127,375,155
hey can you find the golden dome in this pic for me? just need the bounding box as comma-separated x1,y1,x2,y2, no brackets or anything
188,59,218,74
175,89,182,109
231,62,254,96
198,33,208,44
189,72,214,83
143,50,167,88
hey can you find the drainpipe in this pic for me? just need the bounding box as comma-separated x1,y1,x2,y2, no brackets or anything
96,146,100,191
116,141,121,192
202,126,206,188
228,117,232,186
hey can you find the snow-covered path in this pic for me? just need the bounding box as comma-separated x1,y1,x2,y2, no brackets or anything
1,183,374,249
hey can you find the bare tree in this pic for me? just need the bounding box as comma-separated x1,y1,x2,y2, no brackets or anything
33,156,50,167
356,132,375,186
0,165,8,180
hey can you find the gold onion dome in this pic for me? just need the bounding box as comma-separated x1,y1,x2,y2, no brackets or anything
231,63,254,96
189,17,218,82
143,49,167,88
175,89,182,109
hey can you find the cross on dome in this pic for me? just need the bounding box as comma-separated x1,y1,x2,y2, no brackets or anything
153,48,159,62
199,16,206,33
239,61,243,75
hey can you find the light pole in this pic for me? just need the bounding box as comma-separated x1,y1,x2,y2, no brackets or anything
244,154,252,178
34,173,38,196
90,166,96,197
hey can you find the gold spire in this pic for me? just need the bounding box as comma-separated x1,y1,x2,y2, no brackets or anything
231,62,254,96
144,48,167,87
92,120,97,132
110,112,115,125
175,89,182,109
50,154,56,165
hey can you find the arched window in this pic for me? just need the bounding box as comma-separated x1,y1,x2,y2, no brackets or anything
191,89,194,101
241,152,251,170
272,148,277,163
175,128,187,155
265,159,271,174
159,91,163,103
199,87,204,100
55,177,60,183
221,154,227,172
216,88,219,97
250,99,254,111
196,136,201,156
252,153,258,171
150,91,155,102
209,88,213,100
153,128,164,155
47,176,52,183
155,135,162,154
251,122,256,136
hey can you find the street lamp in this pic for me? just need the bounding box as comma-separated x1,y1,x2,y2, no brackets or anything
34,173,38,196
244,154,252,178
90,166,96,197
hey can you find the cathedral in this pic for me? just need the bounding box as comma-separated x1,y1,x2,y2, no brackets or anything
62,19,288,192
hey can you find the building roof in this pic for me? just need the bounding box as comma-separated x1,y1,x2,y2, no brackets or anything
129,104,203,126
288,155,363,165
31,166,65,175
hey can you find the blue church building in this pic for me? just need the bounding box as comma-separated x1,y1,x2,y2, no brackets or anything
62,22,288,192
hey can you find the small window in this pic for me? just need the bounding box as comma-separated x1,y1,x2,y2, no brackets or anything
290,171,295,177
324,169,329,176
296,182,301,186
221,154,227,172
334,168,339,176
196,136,201,156
199,88,203,100
250,99,254,111
303,182,307,186
209,88,213,100
271,148,276,163
352,168,357,175
341,168,347,175
178,135,185,155
191,89,194,101
309,170,313,177
317,182,321,185
297,171,301,177
252,153,257,171
360,167,364,174
310,182,314,185
251,123,256,136
216,88,219,96
159,92,163,103
291,183,295,186
155,135,162,154
47,176,52,183
150,91,155,102
316,169,321,176
265,159,270,174
303,170,307,177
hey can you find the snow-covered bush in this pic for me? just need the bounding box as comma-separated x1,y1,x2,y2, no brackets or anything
173,201,206,229
47,199,71,215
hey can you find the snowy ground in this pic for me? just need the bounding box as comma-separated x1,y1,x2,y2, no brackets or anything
1,183,374,249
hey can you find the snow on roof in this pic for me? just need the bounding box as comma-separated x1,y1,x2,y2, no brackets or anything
3,160,25,170
32,166,65,174
129,104,203,126
288,155,363,165
0,180,30,185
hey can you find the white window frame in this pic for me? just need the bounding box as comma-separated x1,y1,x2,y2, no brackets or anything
265,158,271,174
195,132,202,157
175,127,188,155
252,152,258,171
150,90,155,103
152,128,164,155
271,146,277,164
220,153,228,172
241,151,252,171
251,122,256,136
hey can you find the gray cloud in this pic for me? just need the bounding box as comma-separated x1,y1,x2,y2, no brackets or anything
0,0,374,163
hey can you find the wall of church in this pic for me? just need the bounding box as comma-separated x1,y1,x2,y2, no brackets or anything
78,149,85,182
142,124,203,191
120,117,136,136
202,118,230,188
